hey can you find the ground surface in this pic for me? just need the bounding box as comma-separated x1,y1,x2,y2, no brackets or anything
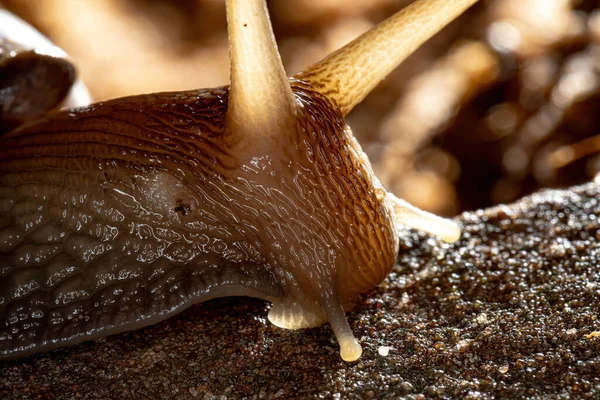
1,183,600,399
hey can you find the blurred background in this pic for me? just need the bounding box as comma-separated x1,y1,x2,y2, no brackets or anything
2,0,600,216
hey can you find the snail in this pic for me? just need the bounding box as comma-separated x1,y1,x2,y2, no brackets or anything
0,0,475,362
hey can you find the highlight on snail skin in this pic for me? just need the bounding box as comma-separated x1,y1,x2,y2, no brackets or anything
0,0,475,363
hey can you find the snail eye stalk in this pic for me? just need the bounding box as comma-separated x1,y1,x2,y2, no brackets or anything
296,0,479,117
225,0,297,141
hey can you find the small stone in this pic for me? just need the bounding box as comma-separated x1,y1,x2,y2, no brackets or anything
400,382,414,393
378,346,391,356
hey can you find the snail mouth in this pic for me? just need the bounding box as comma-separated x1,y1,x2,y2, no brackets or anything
268,297,326,330
267,282,364,362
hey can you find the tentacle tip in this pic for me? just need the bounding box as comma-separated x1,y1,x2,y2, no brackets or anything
339,337,362,362
441,222,461,244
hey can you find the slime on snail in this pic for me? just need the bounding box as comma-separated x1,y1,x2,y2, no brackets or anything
0,0,474,362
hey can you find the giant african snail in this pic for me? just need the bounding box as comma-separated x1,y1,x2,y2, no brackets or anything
0,0,475,362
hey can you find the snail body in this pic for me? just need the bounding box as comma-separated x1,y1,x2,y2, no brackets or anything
0,0,473,362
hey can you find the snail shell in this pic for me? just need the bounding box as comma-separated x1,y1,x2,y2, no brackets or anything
0,0,471,362
0,9,91,133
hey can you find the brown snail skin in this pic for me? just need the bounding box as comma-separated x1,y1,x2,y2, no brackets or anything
0,0,475,362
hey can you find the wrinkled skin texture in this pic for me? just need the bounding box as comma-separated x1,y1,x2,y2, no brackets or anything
0,82,398,359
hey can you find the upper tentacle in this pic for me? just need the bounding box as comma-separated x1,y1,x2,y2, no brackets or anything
295,0,479,116
225,0,297,141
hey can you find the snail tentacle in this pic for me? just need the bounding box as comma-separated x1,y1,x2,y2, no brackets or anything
320,291,362,362
388,194,461,243
225,0,296,141
296,0,479,116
